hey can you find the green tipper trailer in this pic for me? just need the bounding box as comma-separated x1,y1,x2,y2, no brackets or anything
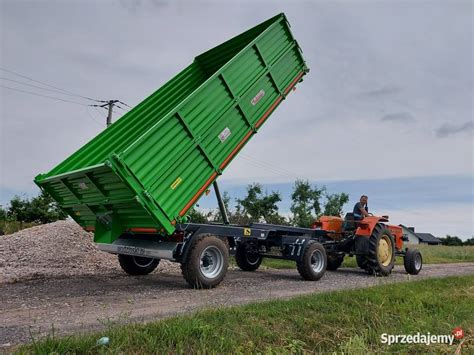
35,14,319,288
36,13,308,242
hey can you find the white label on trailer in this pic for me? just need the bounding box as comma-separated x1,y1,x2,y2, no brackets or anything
251,89,265,106
218,127,231,143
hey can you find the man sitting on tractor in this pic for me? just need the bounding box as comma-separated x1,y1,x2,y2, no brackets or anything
353,195,369,220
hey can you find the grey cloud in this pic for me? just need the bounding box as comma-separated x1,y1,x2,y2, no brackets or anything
435,121,474,138
381,112,416,123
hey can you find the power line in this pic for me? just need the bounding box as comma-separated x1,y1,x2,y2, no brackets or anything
240,153,303,178
0,67,103,102
86,106,105,127
1,85,89,106
118,100,131,108
0,77,98,101
115,105,129,112
94,106,106,118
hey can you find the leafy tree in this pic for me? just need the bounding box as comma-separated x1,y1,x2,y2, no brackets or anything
463,237,474,246
0,205,6,221
7,190,67,224
438,235,464,246
236,183,285,224
7,196,30,223
323,192,350,217
290,180,325,228
186,207,209,224
212,191,232,223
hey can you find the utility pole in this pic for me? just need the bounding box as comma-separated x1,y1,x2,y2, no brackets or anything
90,99,130,127
104,100,118,127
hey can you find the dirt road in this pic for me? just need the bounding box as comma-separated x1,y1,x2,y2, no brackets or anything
1,263,473,347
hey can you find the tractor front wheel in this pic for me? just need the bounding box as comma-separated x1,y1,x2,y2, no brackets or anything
404,248,422,275
367,224,395,276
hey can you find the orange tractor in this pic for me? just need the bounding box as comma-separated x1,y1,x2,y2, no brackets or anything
313,213,422,275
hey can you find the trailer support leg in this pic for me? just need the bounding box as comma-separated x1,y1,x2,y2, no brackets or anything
213,181,229,225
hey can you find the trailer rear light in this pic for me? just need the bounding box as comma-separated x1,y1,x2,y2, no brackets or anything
84,226,95,232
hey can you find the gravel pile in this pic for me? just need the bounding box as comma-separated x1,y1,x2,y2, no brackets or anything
0,220,180,283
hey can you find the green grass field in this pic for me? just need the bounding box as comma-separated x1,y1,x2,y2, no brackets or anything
18,275,473,354
258,245,474,270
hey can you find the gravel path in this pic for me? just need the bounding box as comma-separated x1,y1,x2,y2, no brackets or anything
1,221,473,348
1,263,473,347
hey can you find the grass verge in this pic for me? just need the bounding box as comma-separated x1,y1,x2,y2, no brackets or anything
18,275,474,353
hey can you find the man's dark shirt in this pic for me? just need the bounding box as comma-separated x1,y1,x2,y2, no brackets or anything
353,202,368,220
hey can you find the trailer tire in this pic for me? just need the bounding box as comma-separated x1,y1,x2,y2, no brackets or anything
235,243,262,271
297,241,327,281
356,255,369,270
326,255,344,270
366,224,395,276
118,254,160,275
181,235,229,289
404,248,422,275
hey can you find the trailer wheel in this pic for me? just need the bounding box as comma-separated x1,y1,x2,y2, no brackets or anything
235,243,262,271
326,255,344,270
118,254,160,275
404,248,422,275
181,236,229,289
366,224,395,276
297,241,327,281
356,255,369,270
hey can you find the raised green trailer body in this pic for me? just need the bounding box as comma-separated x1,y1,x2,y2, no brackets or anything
35,13,308,243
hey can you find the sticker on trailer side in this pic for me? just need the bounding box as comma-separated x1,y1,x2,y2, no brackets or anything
170,177,183,190
251,89,265,106
218,127,231,142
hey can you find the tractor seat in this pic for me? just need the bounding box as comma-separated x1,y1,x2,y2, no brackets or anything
343,213,357,231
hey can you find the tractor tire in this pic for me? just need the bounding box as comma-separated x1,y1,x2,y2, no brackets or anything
118,254,160,275
181,235,229,289
404,248,423,275
235,243,262,271
356,255,369,270
297,241,327,281
366,224,395,276
326,255,344,270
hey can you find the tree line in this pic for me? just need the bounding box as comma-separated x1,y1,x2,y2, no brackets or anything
189,180,349,228
0,190,66,233
438,235,474,246
2,180,472,244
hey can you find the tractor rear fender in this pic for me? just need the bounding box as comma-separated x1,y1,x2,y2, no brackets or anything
356,217,404,251
355,216,383,236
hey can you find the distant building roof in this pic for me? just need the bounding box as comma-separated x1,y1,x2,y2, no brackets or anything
416,233,442,244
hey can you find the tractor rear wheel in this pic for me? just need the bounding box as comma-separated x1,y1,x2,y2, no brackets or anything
356,255,368,270
404,248,422,275
326,255,344,270
235,243,262,271
118,254,160,275
367,224,395,276
181,235,229,289
297,241,327,281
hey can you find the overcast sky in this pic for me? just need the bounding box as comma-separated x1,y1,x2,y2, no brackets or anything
1,0,472,238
